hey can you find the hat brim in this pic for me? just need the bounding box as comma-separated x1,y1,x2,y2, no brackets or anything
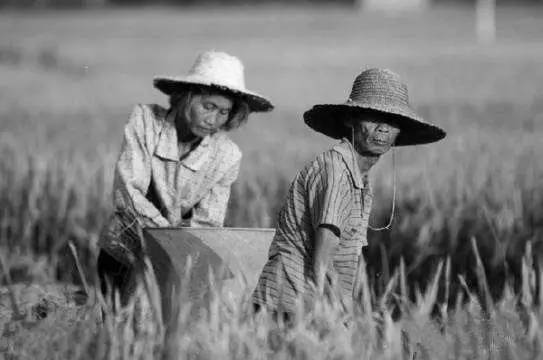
153,77,274,113
303,103,446,146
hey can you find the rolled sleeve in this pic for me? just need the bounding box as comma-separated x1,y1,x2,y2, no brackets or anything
308,152,351,237
113,105,170,228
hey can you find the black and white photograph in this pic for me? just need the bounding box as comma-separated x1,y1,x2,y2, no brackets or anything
0,0,542,358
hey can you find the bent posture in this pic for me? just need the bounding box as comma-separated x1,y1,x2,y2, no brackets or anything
97,51,273,304
253,68,445,318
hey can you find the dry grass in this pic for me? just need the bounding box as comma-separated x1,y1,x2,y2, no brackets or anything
2,246,543,359
1,5,543,358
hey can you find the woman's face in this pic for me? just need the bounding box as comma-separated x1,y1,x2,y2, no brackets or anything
180,93,233,138
350,112,401,156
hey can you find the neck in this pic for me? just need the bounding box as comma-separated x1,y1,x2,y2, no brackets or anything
355,152,380,173
348,140,380,173
178,129,198,144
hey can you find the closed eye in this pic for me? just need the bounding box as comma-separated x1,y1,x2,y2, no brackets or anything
203,102,216,111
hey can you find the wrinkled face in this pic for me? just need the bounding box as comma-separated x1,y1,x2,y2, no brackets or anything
349,112,401,156
181,94,233,138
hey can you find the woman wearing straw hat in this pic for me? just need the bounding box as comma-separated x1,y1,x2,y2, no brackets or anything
97,51,273,305
252,68,445,320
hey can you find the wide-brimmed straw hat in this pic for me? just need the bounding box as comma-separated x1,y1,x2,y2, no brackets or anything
154,51,273,113
304,68,445,146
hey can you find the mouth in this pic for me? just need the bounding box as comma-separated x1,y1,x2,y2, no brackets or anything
196,126,214,134
371,138,389,146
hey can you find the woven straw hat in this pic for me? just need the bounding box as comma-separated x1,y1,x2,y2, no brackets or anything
154,51,273,113
304,68,445,146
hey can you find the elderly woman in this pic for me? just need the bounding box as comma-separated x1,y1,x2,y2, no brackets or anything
98,51,273,304
252,68,445,320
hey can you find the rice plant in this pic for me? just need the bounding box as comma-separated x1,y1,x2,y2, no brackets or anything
1,6,543,358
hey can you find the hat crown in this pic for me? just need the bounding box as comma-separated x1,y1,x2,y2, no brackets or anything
303,67,446,146
187,51,246,91
348,68,410,107
153,50,274,112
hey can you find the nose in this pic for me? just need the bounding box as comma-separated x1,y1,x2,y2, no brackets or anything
376,124,390,133
203,113,218,127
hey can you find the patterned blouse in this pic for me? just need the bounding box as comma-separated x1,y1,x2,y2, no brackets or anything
252,139,372,313
98,104,241,264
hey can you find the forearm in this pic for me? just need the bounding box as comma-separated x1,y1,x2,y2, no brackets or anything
190,161,239,227
138,210,170,228
113,180,170,228
113,104,171,229
189,189,228,227
313,226,339,293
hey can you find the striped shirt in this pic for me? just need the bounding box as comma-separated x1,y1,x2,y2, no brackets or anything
98,104,241,264
252,139,372,313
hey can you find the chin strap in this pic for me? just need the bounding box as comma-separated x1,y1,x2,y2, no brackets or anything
368,147,396,231
351,125,396,231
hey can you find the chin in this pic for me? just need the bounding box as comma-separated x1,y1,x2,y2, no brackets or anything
368,146,392,156
190,129,208,138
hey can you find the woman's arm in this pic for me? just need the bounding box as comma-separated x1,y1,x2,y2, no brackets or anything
313,226,340,294
189,155,241,227
113,105,170,228
308,152,352,296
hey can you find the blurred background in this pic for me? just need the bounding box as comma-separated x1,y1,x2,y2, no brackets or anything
1,0,542,302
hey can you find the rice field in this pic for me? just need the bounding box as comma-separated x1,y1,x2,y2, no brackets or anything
1,4,543,359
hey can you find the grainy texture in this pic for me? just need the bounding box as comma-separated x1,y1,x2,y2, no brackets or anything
253,139,372,312
98,103,241,263
0,5,542,359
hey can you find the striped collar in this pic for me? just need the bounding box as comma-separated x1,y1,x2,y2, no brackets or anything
154,110,211,171
332,138,368,189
